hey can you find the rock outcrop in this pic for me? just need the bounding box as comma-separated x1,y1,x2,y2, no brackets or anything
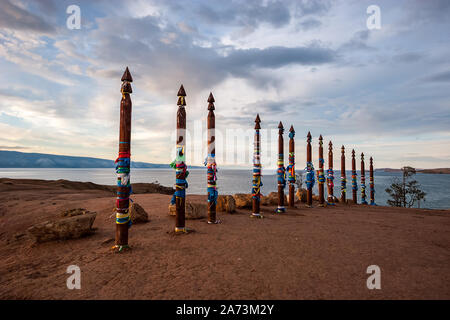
129,203,149,223
216,195,236,213
168,201,207,219
28,209,96,243
233,193,252,209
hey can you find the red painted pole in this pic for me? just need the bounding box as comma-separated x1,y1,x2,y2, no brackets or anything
351,149,358,204
287,125,296,208
361,153,368,204
276,121,286,213
174,85,188,233
251,114,263,218
206,92,219,224
306,131,313,207
317,135,325,206
370,157,376,205
340,146,346,203
114,67,133,252
327,141,335,204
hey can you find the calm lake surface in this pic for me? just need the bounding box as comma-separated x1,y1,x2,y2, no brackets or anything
1,168,449,209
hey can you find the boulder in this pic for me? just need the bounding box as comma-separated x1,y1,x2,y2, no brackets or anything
261,192,287,206
296,188,308,203
216,195,236,213
60,208,89,217
129,203,149,223
168,201,207,219
28,210,96,243
233,193,252,209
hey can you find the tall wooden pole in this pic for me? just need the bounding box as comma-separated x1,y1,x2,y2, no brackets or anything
276,121,286,213
114,67,133,252
351,149,358,204
306,131,314,207
206,92,219,224
360,153,368,204
174,85,188,233
370,156,376,205
287,125,296,208
327,141,335,204
251,114,263,218
317,135,325,206
340,146,346,203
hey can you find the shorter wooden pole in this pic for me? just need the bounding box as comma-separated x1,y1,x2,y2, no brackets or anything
351,149,358,204
306,131,314,207
287,125,296,208
340,146,346,203
317,135,325,206
360,153,368,204
370,156,376,205
276,121,286,213
327,141,335,204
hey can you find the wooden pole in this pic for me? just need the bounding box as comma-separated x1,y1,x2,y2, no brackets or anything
251,114,263,218
351,149,358,204
306,131,314,207
317,135,325,206
206,92,219,224
287,125,296,208
327,141,335,204
370,156,376,205
114,67,133,252
276,121,286,213
174,85,188,233
360,153,368,204
340,146,346,203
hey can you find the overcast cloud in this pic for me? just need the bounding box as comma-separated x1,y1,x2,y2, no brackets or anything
0,0,449,168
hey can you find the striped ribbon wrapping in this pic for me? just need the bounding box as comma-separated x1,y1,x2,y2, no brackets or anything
352,174,358,191
361,175,368,204
252,131,262,201
305,161,315,189
287,152,295,183
206,156,218,204
370,176,376,205
115,150,132,227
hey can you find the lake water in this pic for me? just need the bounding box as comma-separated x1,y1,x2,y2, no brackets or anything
1,168,449,209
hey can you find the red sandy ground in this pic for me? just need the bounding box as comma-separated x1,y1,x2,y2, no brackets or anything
0,179,449,299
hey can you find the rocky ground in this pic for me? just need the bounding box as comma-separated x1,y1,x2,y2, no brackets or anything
0,178,449,299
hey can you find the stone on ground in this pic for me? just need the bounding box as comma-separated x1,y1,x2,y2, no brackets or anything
28,209,96,243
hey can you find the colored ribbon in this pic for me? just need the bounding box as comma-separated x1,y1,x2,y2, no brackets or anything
305,161,315,189
115,150,132,227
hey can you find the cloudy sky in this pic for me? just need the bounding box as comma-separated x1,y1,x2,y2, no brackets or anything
0,0,449,169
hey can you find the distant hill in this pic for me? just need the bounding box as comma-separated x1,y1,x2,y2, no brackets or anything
0,150,169,168
418,168,450,174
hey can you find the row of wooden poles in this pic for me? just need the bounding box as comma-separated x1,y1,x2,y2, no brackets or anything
251,114,376,219
113,68,376,251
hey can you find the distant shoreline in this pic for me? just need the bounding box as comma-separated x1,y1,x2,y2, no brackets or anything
377,168,450,174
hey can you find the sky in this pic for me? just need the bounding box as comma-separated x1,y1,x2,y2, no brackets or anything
0,0,449,169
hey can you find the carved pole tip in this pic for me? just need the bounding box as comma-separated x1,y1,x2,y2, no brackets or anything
278,121,284,129
255,114,261,129
207,92,215,110
319,134,323,141
177,84,186,97
289,125,295,132
121,67,133,82
207,92,215,103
